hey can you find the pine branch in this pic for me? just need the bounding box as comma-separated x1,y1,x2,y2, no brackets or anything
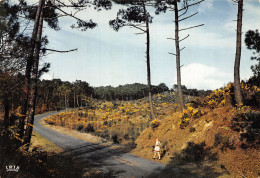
179,24,204,31
55,6,85,23
42,48,78,53
126,24,146,32
168,52,176,56
180,47,186,51
178,12,198,22
179,34,189,42
53,0,90,8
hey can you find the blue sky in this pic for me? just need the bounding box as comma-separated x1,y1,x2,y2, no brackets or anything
39,0,260,90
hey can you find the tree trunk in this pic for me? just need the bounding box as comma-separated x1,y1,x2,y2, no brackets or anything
143,2,155,120
74,92,76,108
80,96,82,107
174,0,185,110
64,94,67,108
23,2,44,150
18,0,45,139
234,0,243,106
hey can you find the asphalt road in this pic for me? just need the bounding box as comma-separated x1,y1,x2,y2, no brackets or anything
34,111,167,178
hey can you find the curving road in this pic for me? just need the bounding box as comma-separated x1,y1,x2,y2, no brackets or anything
34,111,167,178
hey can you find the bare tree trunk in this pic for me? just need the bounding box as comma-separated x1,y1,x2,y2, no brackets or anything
80,96,82,107
174,0,185,110
234,0,243,106
23,2,44,150
67,94,69,108
18,0,45,139
74,92,76,108
64,94,67,108
143,2,155,120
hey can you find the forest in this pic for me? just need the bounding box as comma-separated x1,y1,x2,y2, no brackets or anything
0,0,260,177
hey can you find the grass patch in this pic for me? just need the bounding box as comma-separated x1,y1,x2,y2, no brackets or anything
30,132,63,153
40,119,104,144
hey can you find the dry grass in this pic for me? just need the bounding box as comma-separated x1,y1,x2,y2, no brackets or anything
40,119,103,143
30,131,63,153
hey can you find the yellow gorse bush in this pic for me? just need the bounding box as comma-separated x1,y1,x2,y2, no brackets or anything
192,83,234,109
179,106,204,128
181,106,204,119
232,104,251,119
150,118,160,128
206,84,232,109
205,82,260,109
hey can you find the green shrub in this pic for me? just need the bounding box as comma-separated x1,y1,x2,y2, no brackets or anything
189,127,196,132
76,124,84,131
100,129,109,139
170,142,218,166
214,133,235,151
84,124,94,133
124,134,129,140
214,133,222,147
112,134,119,143
231,109,260,148
103,121,108,126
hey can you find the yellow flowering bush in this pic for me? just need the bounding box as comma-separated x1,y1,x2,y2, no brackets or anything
240,82,260,100
178,118,190,129
181,106,204,119
179,106,205,128
207,84,232,108
232,104,251,119
207,99,218,109
192,83,233,109
150,118,160,128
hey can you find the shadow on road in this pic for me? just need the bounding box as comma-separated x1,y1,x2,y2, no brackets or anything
58,141,137,177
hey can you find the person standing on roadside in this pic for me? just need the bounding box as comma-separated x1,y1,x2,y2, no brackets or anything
153,137,161,160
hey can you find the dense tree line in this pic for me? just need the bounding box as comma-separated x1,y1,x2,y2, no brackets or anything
94,83,212,101
0,77,94,114
37,79,94,111
94,83,169,101
171,84,211,97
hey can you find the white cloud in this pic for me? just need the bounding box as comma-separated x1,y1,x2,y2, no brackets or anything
198,0,215,12
181,28,235,49
179,63,232,90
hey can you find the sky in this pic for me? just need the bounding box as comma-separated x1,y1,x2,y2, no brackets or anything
37,0,260,90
